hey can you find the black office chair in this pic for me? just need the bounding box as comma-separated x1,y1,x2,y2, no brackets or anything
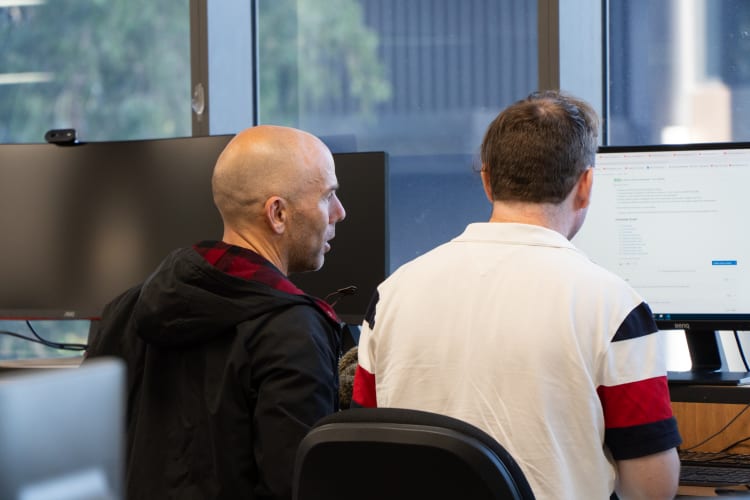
293,407,536,500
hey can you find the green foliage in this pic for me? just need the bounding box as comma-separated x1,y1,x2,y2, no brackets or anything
0,0,191,143
0,0,390,140
258,0,391,125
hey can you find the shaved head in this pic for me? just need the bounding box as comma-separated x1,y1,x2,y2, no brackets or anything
210,125,346,275
212,125,331,230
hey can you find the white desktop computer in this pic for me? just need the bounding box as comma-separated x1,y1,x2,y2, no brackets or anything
0,358,125,500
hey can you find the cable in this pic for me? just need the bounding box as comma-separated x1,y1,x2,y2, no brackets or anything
0,321,87,352
26,320,87,350
0,329,55,346
719,435,750,454
681,404,750,452
324,285,358,308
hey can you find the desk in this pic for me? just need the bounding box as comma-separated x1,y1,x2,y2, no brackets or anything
677,489,750,498
670,385,750,497
671,384,750,454
0,356,83,374
671,384,750,405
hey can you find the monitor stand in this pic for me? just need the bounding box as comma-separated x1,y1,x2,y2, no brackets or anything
667,329,750,386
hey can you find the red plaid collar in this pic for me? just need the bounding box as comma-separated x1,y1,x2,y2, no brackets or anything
193,240,339,323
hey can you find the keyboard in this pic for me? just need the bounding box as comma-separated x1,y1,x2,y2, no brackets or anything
680,450,750,486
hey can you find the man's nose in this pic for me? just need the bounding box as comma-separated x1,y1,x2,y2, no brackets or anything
332,194,346,222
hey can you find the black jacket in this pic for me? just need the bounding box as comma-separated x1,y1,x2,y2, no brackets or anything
85,247,341,500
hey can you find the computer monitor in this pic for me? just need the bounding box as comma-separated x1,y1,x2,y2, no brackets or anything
0,137,388,325
573,142,750,385
0,136,231,319
0,358,125,500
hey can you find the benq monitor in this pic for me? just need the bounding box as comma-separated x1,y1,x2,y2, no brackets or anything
573,142,750,385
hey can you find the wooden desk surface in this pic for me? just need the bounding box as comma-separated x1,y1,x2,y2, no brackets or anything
673,401,750,497
673,401,750,453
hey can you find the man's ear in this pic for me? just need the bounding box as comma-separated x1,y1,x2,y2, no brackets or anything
264,196,288,234
574,168,594,210
480,166,494,203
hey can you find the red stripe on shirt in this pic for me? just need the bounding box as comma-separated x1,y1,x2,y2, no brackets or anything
597,376,673,429
352,365,377,408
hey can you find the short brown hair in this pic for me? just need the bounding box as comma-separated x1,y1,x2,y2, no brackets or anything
480,90,599,204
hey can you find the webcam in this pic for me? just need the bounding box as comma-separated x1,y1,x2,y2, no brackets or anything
44,128,78,145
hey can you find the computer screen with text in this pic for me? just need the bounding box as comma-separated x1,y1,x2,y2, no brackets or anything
574,142,750,384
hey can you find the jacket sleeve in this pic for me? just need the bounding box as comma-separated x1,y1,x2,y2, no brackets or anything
244,304,340,500
84,284,142,359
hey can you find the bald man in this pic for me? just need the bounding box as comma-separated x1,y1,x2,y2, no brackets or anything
85,125,347,500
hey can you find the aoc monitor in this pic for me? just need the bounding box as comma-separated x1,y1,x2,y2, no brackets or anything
573,142,750,385
0,136,388,325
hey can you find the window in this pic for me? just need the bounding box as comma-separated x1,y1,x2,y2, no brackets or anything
606,0,750,145
0,0,191,143
252,0,538,270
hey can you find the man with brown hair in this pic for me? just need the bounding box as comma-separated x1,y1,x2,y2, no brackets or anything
353,91,681,499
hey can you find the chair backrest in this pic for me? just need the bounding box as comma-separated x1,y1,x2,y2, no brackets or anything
293,407,536,500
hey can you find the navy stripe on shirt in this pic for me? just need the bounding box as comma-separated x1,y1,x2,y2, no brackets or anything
605,417,682,460
612,302,658,342
363,290,379,330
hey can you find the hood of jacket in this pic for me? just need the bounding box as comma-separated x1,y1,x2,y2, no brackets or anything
131,247,330,349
